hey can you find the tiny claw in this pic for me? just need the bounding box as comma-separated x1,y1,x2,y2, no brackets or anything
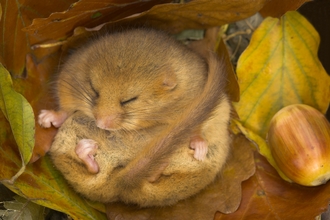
190,135,208,161
38,110,68,128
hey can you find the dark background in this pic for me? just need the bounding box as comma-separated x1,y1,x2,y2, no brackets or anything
298,0,330,120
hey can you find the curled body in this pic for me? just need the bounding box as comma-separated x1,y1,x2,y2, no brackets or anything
44,28,232,206
39,28,212,161
49,96,231,207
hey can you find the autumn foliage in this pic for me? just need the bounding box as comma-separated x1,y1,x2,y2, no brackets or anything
0,0,330,219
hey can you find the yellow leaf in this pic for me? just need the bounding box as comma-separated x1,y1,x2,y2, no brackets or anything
0,63,34,166
234,11,330,137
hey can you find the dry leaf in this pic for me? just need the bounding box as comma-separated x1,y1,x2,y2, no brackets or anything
215,152,330,219
1,195,45,220
259,0,311,18
106,134,255,220
0,32,106,220
24,0,267,47
232,119,291,183
221,10,330,220
24,53,61,163
0,100,105,219
1,0,329,219
0,126,107,219
0,0,76,76
116,0,267,34
23,0,172,43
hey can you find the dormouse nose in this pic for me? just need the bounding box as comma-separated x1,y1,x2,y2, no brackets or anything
95,114,120,130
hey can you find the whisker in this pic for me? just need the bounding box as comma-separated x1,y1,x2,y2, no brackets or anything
57,89,93,104
121,122,146,141
67,77,95,104
125,111,165,121
59,79,94,106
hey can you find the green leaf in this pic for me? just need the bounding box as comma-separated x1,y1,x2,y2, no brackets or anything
0,63,35,166
1,156,107,220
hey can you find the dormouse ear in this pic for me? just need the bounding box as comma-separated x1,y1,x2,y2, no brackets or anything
162,73,177,90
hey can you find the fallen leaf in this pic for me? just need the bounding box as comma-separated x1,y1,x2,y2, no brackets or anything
234,11,330,138
232,119,291,182
0,44,106,218
217,37,240,102
23,54,60,163
23,0,172,42
115,0,267,34
0,1,29,76
223,11,330,220
2,195,45,220
0,0,76,76
0,133,107,219
4,53,61,163
215,152,330,219
24,0,267,47
0,64,34,167
106,134,255,219
1,1,329,219
259,0,311,18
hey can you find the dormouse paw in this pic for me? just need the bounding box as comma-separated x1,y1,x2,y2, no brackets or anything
190,135,208,161
75,139,99,174
38,110,67,128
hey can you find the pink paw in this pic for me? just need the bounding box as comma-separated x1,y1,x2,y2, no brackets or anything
190,135,208,161
75,139,99,174
38,110,67,128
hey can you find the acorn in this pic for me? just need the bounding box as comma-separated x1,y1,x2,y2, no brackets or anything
267,104,330,186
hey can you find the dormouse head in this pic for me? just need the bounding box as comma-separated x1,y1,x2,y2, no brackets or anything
88,56,182,131
58,28,206,131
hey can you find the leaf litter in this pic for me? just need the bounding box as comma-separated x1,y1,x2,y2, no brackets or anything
0,0,329,219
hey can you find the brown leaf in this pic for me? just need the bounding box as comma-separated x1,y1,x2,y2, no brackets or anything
30,125,57,163
3,1,328,219
259,0,311,18
23,54,60,163
215,152,330,219
1,0,29,76
23,0,172,43
118,0,267,34
216,35,240,102
24,0,267,47
0,0,76,76
106,134,255,219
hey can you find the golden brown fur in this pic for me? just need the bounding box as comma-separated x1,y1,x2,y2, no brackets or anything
49,96,231,207
117,51,228,190
44,28,231,207
39,29,207,131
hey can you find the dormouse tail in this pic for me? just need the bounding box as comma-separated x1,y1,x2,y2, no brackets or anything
117,51,228,190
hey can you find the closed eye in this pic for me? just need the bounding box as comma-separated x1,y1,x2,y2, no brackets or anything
120,96,138,106
89,81,99,98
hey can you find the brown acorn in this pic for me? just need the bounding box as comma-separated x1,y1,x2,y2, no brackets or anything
267,104,330,186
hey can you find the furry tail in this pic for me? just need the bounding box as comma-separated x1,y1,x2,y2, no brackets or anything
118,51,227,190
